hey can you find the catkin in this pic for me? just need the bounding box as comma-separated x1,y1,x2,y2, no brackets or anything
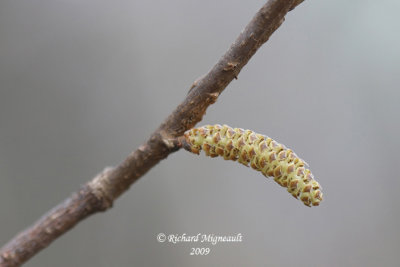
183,124,323,207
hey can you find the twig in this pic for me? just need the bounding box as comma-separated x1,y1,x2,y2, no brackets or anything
0,1,303,266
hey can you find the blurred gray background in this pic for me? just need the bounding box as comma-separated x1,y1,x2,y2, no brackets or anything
1,0,399,266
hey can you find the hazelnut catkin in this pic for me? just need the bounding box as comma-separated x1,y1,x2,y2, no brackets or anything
183,124,323,207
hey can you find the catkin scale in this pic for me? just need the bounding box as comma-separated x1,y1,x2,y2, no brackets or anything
183,124,323,207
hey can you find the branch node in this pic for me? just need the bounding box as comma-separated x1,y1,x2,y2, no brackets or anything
87,167,115,210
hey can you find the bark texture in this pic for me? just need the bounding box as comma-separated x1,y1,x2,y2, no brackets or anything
0,1,304,266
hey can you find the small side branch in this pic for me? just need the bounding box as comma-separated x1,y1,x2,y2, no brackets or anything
0,1,303,266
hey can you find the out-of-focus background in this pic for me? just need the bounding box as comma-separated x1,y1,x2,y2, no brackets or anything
1,1,399,266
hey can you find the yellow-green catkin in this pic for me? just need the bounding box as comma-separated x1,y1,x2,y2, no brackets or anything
183,124,323,207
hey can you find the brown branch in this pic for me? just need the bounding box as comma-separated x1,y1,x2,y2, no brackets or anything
0,1,304,266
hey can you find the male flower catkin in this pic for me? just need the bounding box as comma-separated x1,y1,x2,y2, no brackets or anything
182,124,323,207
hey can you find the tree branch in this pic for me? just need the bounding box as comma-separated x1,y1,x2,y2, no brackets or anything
0,1,304,266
